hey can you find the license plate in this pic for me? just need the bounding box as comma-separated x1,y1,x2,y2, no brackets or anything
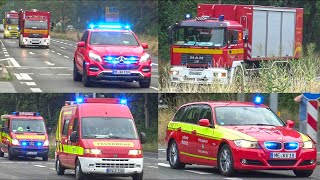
106,168,125,174
26,152,37,155
189,71,202,75
113,70,131,75
270,152,296,159
32,40,39,43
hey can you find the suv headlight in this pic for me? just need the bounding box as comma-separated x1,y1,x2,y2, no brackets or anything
303,141,314,149
12,138,20,146
89,52,102,62
234,140,259,148
84,149,101,155
128,150,142,155
43,140,49,146
140,53,150,63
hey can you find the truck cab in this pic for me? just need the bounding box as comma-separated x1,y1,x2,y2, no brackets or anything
0,112,49,161
3,11,19,39
55,98,146,180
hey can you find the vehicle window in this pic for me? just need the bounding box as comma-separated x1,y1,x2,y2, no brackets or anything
11,119,46,133
62,119,70,136
229,30,239,44
215,107,285,126
81,117,138,139
89,31,139,46
6,18,18,25
81,31,88,42
199,105,212,122
173,106,188,122
73,118,78,132
25,20,48,30
184,105,202,124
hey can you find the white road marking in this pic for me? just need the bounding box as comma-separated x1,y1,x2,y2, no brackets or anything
158,163,170,167
51,50,55,53
45,61,55,66
150,87,159,91
57,74,71,76
151,63,158,66
8,57,21,67
40,74,54,76
3,49,7,52
60,42,64,44
147,166,158,169
14,73,32,80
5,54,9,57
224,178,243,180
64,56,70,59
158,149,166,151
1,161,13,164
21,82,36,86
185,170,212,175
57,53,62,55
34,165,46,168
61,47,66,49
50,168,56,171
9,66,68,69
30,88,42,92
28,52,35,55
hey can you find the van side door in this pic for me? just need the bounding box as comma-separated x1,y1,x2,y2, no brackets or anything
60,112,70,166
67,116,79,169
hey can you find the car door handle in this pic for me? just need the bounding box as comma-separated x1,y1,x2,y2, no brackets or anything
192,130,197,135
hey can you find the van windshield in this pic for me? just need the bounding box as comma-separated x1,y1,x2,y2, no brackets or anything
81,117,138,139
11,119,46,133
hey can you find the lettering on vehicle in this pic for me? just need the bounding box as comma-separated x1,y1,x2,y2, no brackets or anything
198,138,208,144
24,29,48,34
197,149,209,154
182,135,189,145
93,142,134,147
16,135,45,139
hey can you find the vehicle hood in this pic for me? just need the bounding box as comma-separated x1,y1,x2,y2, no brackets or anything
11,132,47,141
90,46,145,57
223,126,303,142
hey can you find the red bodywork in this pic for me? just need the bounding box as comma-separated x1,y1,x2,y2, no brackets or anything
166,102,317,171
18,10,50,38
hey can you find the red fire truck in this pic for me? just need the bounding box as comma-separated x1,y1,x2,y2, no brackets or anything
3,11,19,38
18,9,51,49
168,4,303,84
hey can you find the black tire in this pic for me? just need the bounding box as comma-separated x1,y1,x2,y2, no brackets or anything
82,65,92,87
75,159,87,180
293,170,314,177
139,78,151,88
55,157,65,175
73,62,82,81
42,156,48,161
168,140,185,169
132,171,143,180
218,144,236,176
8,147,14,160
45,46,49,49
0,149,4,157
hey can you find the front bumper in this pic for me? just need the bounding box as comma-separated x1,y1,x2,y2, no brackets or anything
21,37,50,46
170,66,228,84
78,157,143,175
4,31,19,38
10,146,49,157
232,145,317,170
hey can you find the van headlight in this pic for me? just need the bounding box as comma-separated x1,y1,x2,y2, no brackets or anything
303,141,314,149
128,150,142,155
43,140,49,146
89,52,102,62
234,140,259,149
84,149,101,155
12,138,20,146
140,53,150,63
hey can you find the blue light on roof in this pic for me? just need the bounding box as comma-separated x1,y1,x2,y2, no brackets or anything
185,13,191,19
125,25,130,29
21,142,27,146
12,112,17,115
89,23,131,30
106,56,113,61
89,24,95,29
35,112,40,116
120,99,127,105
253,95,263,105
76,97,84,104
36,142,42,146
219,15,225,21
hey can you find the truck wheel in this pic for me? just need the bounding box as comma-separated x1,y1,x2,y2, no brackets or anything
55,157,65,175
73,62,82,81
8,147,15,160
42,156,48,161
168,140,185,169
218,144,236,176
0,149,4,157
139,78,151,88
82,66,92,87
75,159,87,180
293,170,314,177
132,171,143,180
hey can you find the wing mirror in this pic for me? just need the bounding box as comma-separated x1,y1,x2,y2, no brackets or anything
141,43,148,49
140,132,147,144
77,41,85,47
286,120,295,129
70,131,78,143
198,119,211,127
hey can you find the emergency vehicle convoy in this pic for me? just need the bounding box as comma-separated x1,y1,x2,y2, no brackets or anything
18,9,51,49
3,11,19,39
0,112,49,161
166,97,316,177
55,98,146,180
73,24,152,88
168,4,303,84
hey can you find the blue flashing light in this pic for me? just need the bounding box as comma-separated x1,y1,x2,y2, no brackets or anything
264,142,280,150
284,142,298,150
89,24,95,29
219,15,225,21
185,13,191,19
253,95,263,105
21,142,27,146
120,99,127,105
76,97,84,104
88,23,131,30
125,25,130,30
111,60,118,64
12,112,17,115
98,24,122,29
36,142,42,146
35,112,40,116
106,56,113,61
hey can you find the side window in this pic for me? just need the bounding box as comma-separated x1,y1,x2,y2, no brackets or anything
228,30,239,45
62,119,70,136
199,105,213,122
73,118,78,132
81,31,88,43
184,105,202,124
173,106,187,122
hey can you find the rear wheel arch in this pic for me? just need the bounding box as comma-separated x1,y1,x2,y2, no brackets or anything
167,138,176,161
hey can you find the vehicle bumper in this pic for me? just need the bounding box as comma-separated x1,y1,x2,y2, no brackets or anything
10,146,49,157
78,157,143,175
4,31,19,38
170,66,228,84
231,146,317,170
21,37,50,46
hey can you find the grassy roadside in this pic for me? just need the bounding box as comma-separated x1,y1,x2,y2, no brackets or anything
0,64,13,81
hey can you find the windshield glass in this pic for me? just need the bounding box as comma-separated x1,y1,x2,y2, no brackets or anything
11,119,46,133
174,26,225,47
215,107,285,126
89,31,139,46
81,117,138,139
6,18,18,25
25,20,48,30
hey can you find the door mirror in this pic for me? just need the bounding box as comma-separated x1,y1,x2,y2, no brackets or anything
198,119,211,127
244,35,248,43
140,132,147,144
77,41,85,47
141,43,148,49
286,120,295,129
167,25,174,44
70,131,78,143
47,127,52,135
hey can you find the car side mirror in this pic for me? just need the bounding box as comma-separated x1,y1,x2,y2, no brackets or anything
47,127,52,134
70,131,78,143
286,120,295,129
141,43,148,49
140,132,147,144
77,41,85,47
244,35,248,43
198,119,211,127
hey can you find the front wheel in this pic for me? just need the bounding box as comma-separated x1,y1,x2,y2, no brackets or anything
55,157,65,175
42,156,48,161
75,159,87,180
82,66,92,87
293,170,314,177
218,144,236,176
168,140,185,169
0,149,4,157
139,78,151,88
8,147,14,160
73,62,82,81
132,171,143,180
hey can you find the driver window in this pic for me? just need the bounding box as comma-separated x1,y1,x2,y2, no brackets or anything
228,30,239,45
80,31,88,43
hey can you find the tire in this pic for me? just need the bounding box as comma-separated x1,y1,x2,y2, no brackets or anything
132,171,143,180
168,140,185,169
218,144,236,176
42,156,48,161
55,157,65,175
75,159,87,180
82,65,92,87
45,46,49,49
8,146,14,161
0,149,4,157
293,170,314,177
73,62,82,81
139,78,151,88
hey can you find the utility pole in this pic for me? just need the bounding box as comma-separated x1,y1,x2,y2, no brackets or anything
269,93,278,114
144,94,149,129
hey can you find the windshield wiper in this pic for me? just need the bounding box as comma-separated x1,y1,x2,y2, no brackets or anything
94,135,109,139
109,135,134,139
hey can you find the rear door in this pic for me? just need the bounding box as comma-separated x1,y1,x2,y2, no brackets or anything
60,112,71,166
67,116,79,168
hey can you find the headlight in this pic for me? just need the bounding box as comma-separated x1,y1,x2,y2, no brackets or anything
8,27,12,30
5,30,9,34
89,52,102,62
12,138,20,146
128,150,142,155
43,140,49,146
234,140,259,148
303,141,314,149
140,53,150,62
84,149,101,155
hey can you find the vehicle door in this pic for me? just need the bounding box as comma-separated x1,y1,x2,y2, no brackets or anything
67,116,79,169
0,118,9,153
59,112,71,166
76,30,89,71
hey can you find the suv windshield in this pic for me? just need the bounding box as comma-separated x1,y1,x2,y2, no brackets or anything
81,117,138,139
6,18,18,25
89,31,139,46
215,107,285,126
11,119,46,133
25,20,48,30
174,26,226,47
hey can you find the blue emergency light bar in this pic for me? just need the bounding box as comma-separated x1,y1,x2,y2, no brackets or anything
185,13,192,19
67,98,128,105
253,95,263,105
105,56,139,65
12,112,40,116
89,23,131,30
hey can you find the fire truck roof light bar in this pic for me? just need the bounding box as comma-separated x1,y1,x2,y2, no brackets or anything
66,98,127,105
89,23,131,30
12,112,40,116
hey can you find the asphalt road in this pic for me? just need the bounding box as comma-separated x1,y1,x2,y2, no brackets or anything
0,34,158,93
157,146,320,180
0,152,159,180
